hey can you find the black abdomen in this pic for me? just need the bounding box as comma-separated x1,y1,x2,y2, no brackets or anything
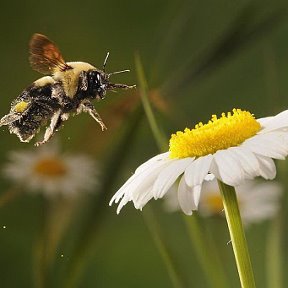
8,84,61,142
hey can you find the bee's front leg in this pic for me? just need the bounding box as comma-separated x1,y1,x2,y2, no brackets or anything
77,101,107,131
35,110,64,146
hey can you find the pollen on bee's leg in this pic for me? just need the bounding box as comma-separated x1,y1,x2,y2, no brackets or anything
14,101,29,113
0,101,30,126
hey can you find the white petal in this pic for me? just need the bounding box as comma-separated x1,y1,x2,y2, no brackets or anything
116,193,132,214
133,187,154,210
109,174,136,205
199,180,223,216
177,176,196,215
211,150,245,186
257,116,273,127
124,159,170,198
153,158,194,199
259,110,288,133
184,155,213,187
229,146,259,178
127,156,171,203
163,182,179,212
135,152,170,174
131,163,169,207
256,155,276,180
204,173,215,181
110,157,170,206
238,181,282,224
242,132,288,160
193,185,202,207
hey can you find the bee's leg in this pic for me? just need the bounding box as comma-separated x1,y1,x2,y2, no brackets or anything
78,101,107,131
35,110,63,146
0,113,21,126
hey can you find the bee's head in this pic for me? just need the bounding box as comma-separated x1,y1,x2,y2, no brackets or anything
99,52,136,97
86,53,135,99
88,70,109,99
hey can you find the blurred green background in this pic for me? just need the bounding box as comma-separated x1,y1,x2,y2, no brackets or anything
1,0,288,287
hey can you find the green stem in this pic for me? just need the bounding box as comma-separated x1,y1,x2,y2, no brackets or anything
142,207,185,288
135,53,168,151
183,215,230,288
136,54,230,288
63,107,144,288
266,217,283,288
136,54,186,288
217,180,256,288
33,197,49,288
266,161,285,288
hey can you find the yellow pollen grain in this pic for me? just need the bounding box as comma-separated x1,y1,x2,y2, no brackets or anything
169,109,261,158
14,101,29,113
34,157,67,177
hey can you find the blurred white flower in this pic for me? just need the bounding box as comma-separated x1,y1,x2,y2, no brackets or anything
110,109,288,215
2,141,98,197
165,178,282,226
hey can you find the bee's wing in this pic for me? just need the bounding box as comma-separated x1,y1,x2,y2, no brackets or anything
29,33,72,75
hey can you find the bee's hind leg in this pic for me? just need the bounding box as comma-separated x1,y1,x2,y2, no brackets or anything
0,113,21,126
35,110,64,146
78,101,107,131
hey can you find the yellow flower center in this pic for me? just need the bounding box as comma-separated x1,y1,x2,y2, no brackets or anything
203,194,224,214
169,109,261,158
34,157,67,177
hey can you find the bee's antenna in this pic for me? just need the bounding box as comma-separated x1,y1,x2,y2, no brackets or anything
103,52,110,72
108,69,130,78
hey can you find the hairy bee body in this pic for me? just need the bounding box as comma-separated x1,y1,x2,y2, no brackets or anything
0,34,135,146
8,79,61,142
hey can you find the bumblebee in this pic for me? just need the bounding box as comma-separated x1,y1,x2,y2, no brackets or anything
0,33,135,146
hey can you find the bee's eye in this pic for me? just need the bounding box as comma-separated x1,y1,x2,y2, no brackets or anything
86,71,107,98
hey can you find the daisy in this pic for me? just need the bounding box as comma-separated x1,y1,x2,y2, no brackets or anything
110,108,288,214
165,178,282,226
2,141,98,198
